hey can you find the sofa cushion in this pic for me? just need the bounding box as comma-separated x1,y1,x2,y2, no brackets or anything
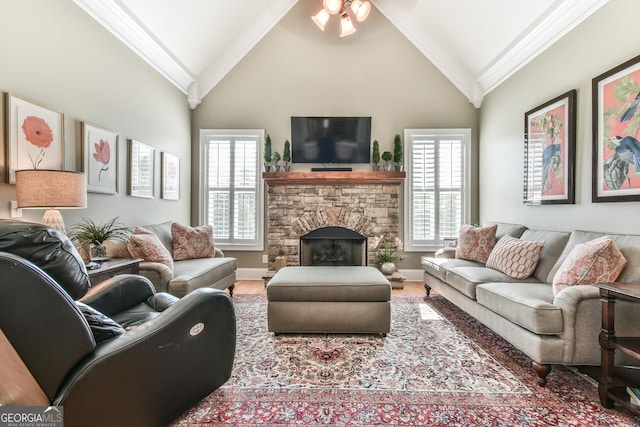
171,223,215,261
141,221,174,256
486,235,544,279
455,224,497,263
170,257,237,297
514,229,570,283
422,257,481,282
552,236,627,295
445,266,541,300
476,282,562,334
127,233,174,270
484,222,528,240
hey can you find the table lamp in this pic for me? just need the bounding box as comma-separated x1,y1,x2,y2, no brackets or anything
15,170,87,234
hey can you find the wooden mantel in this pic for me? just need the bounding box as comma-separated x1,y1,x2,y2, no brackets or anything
263,171,406,185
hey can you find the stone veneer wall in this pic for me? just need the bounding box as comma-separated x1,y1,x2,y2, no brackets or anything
266,183,401,270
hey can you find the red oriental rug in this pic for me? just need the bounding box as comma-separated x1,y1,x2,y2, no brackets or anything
171,295,638,426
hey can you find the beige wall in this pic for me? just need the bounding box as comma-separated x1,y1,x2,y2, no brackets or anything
192,1,479,269
480,0,640,234
0,0,191,228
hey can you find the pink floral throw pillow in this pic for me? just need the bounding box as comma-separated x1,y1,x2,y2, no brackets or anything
127,233,174,270
455,224,498,263
552,236,627,295
172,223,216,261
486,235,545,279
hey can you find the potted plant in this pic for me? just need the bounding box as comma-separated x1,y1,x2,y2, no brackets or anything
371,234,406,274
382,151,393,171
393,134,404,171
283,140,291,171
68,217,130,261
272,151,281,172
264,134,272,172
371,140,380,171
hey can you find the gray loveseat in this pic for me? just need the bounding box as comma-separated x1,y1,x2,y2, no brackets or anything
107,221,236,297
422,222,640,386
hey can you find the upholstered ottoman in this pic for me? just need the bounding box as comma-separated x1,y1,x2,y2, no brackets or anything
266,266,392,334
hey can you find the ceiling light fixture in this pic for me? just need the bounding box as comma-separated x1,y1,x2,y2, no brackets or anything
312,0,371,38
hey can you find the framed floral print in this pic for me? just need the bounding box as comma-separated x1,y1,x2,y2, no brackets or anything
523,89,576,205
83,122,118,194
161,152,180,200
5,93,64,184
128,139,154,198
592,54,640,202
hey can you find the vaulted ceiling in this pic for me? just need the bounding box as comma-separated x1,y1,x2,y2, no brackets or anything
73,0,608,109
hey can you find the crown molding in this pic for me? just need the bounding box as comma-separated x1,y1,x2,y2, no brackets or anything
73,0,194,95
477,0,608,95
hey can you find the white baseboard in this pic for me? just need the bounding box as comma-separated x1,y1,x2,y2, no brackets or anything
236,267,425,282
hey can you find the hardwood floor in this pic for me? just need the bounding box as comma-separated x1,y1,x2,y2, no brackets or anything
232,280,428,296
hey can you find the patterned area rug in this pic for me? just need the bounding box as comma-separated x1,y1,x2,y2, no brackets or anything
172,295,638,426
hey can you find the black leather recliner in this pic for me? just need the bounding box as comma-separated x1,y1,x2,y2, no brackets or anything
0,219,236,427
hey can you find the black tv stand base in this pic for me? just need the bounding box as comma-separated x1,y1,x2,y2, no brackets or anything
311,167,352,172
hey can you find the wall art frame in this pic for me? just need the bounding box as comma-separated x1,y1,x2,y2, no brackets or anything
82,122,118,194
523,89,576,205
161,152,180,200
128,139,154,198
5,93,64,184
592,53,640,202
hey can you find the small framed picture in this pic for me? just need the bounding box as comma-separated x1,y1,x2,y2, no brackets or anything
83,122,118,194
128,139,154,198
5,93,64,184
161,152,180,200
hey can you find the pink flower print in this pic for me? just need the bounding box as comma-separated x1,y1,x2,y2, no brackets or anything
93,139,111,181
22,116,53,169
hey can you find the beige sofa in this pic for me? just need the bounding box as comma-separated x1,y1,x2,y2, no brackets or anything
422,222,640,386
107,221,236,297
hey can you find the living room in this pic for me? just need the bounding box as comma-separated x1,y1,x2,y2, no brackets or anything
2,0,640,425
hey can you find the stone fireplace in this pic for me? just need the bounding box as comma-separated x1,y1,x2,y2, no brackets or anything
264,171,405,270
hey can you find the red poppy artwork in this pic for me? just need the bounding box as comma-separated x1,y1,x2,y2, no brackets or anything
128,139,154,198
83,123,118,194
6,94,64,183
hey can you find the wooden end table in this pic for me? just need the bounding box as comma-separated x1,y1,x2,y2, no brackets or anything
87,258,143,286
593,281,640,415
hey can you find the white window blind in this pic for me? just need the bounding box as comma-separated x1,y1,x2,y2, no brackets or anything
200,129,264,251
404,129,470,251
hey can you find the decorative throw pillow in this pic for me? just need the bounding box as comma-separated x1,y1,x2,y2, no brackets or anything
127,233,174,270
76,302,125,343
455,224,498,263
486,235,545,279
172,223,216,261
552,236,627,295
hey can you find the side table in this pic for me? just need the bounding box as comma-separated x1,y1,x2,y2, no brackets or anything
593,281,640,415
88,258,143,286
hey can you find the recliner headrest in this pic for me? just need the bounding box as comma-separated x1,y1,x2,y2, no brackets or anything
0,219,90,299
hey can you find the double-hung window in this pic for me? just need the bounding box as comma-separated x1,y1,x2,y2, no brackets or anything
200,129,264,251
404,129,471,252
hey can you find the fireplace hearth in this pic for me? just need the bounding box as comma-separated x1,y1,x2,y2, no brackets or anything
300,226,367,267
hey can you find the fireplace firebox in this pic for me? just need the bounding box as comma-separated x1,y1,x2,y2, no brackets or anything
300,226,367,267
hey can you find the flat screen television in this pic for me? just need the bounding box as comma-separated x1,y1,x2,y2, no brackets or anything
291,116,371,164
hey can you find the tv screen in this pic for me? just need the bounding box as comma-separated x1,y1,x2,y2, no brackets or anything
291,117,371,164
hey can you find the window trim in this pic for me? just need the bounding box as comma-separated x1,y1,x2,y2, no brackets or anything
199,129,264,251
403,128,471,252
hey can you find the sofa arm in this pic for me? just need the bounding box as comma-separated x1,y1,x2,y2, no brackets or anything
138,261,174,293
434,247,456,259
215,248,225,257
54,288,236,427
